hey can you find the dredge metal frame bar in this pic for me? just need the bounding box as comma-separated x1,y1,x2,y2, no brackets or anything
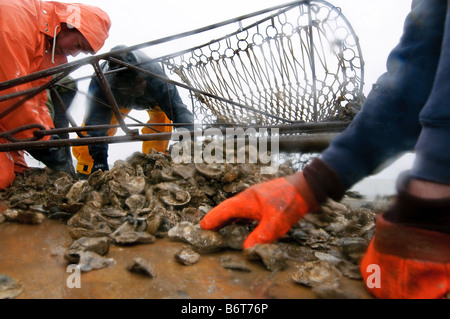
0,0,361,154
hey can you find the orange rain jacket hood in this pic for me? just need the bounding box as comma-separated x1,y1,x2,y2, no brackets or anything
0,0,111,142
40,1,111,54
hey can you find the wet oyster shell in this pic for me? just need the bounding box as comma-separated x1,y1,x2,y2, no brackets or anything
337,237,368,262
3,209,45,224
125,194,146,212
146,213,162,236
69,236,111,256
125,176,146,195
67,180,90,206
220,255,251,272
73,251,116,272
127,257,155,278
0,274,23,299
168,221,226,253
218,224,250,250
69,226,112,240
112,231,155,245
245,243,287,272
54,176,73,194
174,246,201,266
292,260,342,289
195,163,223,180
155,182,191,207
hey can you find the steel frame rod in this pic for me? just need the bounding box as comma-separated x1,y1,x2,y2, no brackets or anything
0,1,314,92
91,61,138,136
0,70,73,120
0,0,356,157
0,130,337,154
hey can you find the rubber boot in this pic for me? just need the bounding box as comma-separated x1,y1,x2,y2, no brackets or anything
28,136,76,179
91,151,109,174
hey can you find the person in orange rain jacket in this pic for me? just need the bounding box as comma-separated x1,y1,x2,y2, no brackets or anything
0,0,111,188
200,0,449,299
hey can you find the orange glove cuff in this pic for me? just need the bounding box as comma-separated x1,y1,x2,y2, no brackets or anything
286,172,319,212
361,214,450,299
303,158,346,203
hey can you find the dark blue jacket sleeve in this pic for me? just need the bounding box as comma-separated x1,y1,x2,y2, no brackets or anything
320,0,447,189
144,62,194,130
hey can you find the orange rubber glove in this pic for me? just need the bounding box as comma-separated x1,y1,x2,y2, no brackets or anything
200,172,319,249
361,214,450,299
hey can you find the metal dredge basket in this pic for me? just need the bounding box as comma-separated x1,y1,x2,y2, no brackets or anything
0,0,364,155
162,0,365,126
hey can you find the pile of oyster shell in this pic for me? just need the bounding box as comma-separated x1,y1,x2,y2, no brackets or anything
0,140,390,298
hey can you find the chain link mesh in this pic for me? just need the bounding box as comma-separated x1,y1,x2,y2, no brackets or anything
164,0,365,126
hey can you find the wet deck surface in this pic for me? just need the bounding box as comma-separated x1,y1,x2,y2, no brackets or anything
0,216,372,299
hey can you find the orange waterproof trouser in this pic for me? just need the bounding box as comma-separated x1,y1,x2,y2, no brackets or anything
72,107,172,175
0,151,15,189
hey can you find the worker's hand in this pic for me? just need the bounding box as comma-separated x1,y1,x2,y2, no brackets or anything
200,173,319,249
91,152,109,173
92,161,109,173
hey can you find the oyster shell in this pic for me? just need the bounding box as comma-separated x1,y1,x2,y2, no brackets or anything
67,180,90,206
0,274,23,299
0,149,380,295
71,251,116,272
3,209,46,224
195,163,223,180
125,194,146,212
127,257,155,278
68,236,111,256
245,243,287,272
220,255,251,272
174,246,200,266
155,182,191,207
112,230,155,245
292,260,342,289
218,224,250,250
69,226,112,240
54,176,73,194
168,221,226,253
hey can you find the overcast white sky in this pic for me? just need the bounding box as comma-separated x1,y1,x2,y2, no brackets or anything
67,0,412,94
30,0,415,196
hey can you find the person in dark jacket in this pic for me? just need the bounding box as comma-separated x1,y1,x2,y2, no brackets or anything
73,45,194,177
200,0,450,299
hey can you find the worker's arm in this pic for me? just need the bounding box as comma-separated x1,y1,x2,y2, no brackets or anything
321,0,446,190
145,62,194,130
0,30,53,140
